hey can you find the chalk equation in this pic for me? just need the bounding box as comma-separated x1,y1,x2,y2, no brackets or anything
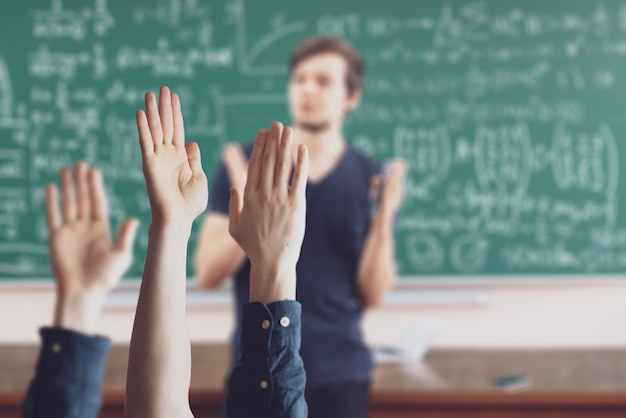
1,0,626,278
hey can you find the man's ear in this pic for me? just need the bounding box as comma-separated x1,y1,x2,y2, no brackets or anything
345,89,362,113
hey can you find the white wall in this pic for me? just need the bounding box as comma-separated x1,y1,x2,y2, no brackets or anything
1,282,626,348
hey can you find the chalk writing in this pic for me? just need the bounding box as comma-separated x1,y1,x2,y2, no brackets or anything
1,0,626,278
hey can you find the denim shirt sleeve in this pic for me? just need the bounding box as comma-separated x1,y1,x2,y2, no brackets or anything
22,327,111,418
226,301,307,418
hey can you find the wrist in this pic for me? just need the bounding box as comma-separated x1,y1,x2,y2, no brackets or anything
370,214,394,237
53,291,106,334
149,219,193,236
249,261,296,304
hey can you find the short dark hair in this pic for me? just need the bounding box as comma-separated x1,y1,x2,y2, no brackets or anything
289,36,365,97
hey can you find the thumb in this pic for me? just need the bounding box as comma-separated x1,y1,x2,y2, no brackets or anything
369,174,383,199
116,218,140,254
185,142,204,175
228,187,242,238
391,159,408,180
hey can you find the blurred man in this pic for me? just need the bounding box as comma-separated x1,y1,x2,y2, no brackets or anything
195,37,406,418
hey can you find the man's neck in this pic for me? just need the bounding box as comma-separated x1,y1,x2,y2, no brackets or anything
293,125,344,160
293,124,347,182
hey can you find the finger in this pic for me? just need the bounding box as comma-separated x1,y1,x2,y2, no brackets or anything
228,187,243,239
368,174,383,214
224,144,248,189
144,92,163,145
370,174,383,198
136,110,154,158
385,161,407,195
60,167,77,223
75,161,90,220
380,161,407,214
275,125,293,192
371,174,382,190
88,169,109,222
115,218,139,254
261,121,282,192
290,144,309,198
45,184,61,230
171,93,185,147
244,129,269,194
185,142,204,176
395,160,408,180
158,86,173,145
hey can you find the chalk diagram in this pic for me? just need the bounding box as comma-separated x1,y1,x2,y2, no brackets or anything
393,125,452,200
474,123,532,197
0,58,13,127
0,243,49,275
405,233,445,272
32,0,115,40
449,233,489,274
209,88,287,144
551,123,618,225
229,0,308,75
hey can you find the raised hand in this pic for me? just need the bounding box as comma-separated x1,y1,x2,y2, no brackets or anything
126,86,207,418
228,122,309,303
136,86,208,227
223,143,248,192
47,162,138,332
371,160,407,227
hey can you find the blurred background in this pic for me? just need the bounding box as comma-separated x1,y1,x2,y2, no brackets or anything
1,0,626,417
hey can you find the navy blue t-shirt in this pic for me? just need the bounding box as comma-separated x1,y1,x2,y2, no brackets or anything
210,144,382,386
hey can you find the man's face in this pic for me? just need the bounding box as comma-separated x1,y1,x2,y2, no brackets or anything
288,52,359,132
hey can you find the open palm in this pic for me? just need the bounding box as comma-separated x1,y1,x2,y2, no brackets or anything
47,163,138,296
136,87,208,225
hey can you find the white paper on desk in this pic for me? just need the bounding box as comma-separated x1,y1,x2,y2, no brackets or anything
372,320,442,364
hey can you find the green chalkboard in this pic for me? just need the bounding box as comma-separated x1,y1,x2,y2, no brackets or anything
1,0,626,280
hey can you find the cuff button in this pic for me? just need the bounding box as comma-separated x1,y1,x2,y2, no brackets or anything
279,317,290,328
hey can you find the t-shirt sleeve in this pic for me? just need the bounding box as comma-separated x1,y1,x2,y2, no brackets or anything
208,159,232,216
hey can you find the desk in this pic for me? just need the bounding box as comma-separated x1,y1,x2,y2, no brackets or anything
1,345,626,417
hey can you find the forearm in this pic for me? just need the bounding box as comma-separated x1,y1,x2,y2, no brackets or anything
194,233,246,289
357,219,397,308
53,290,106,335
126,223,193,418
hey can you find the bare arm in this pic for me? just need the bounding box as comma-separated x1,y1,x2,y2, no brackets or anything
193,213,245,289
125,87,208,418
357,161,407,308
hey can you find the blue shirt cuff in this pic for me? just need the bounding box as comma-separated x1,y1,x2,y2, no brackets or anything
240,301,302,358
23,327,111,418
227,301,307,418
36,327,111,383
